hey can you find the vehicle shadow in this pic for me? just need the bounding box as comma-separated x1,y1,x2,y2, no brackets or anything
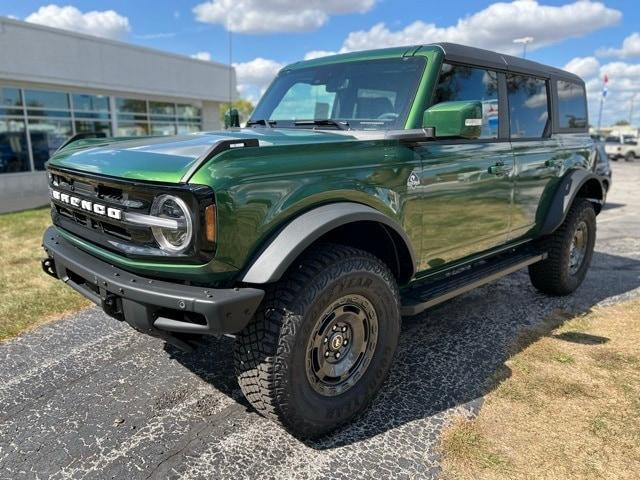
166,250,640,449
602,202,625,211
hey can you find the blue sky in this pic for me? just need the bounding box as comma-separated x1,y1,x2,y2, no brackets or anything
2,1,640,125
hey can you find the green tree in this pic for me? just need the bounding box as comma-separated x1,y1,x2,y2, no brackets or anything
220,99,255,126
614,119,630,126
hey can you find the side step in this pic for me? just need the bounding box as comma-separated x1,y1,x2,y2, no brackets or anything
400,250,546,316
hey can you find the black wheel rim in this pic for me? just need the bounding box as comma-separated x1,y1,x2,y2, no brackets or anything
305,294,378,397
569,220,588,275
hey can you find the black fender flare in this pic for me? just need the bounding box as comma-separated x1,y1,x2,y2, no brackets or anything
241,202,417,284
539,169,604,236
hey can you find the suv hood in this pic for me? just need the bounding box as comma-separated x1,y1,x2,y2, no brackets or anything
47,129,357,183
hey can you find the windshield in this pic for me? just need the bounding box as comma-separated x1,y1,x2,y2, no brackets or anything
250,57,426,131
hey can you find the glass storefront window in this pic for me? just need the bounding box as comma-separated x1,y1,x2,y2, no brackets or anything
75,120,112,136
150,102,175,117
151,123,176,136
177,123,201,134
0,87,23,116
0,88,204,174
26,110,71,118
24,90,69,110
177,104,201,119
117,122,149,136
73,93,109,112
116,98,147,113
0,119,30,173
1,87,22,106
28,119,73,170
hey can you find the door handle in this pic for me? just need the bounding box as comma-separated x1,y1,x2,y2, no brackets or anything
545,159,561,168
488,163,512,176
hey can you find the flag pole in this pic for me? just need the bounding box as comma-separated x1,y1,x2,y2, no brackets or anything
597,96,604,131
597,74,608,132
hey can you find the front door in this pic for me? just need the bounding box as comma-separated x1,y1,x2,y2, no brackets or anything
412,62,513,273
413,142,514,272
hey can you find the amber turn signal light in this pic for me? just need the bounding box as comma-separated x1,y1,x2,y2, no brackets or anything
205,204,216,243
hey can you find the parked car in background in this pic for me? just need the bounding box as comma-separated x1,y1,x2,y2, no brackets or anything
592,137,612,197
604,135,637,161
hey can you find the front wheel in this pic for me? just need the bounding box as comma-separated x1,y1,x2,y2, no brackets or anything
529,199,596,295
234,244,401,438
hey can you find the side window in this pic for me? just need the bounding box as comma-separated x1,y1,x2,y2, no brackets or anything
507,74,549,138
557,80,587,129
432,63,499,139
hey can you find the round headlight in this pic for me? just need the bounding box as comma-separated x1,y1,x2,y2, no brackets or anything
150,195,193,253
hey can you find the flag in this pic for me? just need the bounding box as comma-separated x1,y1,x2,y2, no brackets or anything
602,73,609,99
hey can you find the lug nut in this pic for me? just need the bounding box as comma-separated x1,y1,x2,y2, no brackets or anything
324,351,330,358
335,352,341,359
332,325,337,331
343,339,348,346
342,326,347,333
323,337,328,344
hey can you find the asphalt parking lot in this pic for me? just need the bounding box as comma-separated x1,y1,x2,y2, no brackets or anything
1,162,639,480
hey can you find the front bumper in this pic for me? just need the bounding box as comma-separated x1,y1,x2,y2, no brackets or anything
42,226,264,347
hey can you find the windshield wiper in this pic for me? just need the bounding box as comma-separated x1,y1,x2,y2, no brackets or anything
246,119,276,128
294,119,350,131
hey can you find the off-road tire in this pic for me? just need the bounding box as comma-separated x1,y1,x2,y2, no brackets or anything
234,244,401,438
529,199,596,295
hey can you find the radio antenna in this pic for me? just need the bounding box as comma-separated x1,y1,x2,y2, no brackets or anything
228,28,233,125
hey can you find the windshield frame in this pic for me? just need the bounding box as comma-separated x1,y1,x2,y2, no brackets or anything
249,57,427,131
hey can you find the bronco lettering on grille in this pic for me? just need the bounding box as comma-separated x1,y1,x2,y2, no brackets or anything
50,189,122,220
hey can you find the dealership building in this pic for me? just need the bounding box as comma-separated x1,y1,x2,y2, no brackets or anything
0,17,236,213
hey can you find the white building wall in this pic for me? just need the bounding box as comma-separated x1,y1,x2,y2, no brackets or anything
0,17,236,103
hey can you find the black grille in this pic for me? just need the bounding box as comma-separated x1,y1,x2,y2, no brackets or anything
47,167,215,263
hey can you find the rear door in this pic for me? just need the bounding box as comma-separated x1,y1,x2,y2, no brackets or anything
507,74,562,240
412,63,514,272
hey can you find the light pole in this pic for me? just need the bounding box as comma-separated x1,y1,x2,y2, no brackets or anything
629,93,637,126
513,36,534,58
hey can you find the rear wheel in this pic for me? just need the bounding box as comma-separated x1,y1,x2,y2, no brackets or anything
625,151,636,162
529,199,596,295
234,244,400,438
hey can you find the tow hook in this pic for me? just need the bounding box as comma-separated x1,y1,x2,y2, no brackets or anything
41,257,57,278
102,294,125,322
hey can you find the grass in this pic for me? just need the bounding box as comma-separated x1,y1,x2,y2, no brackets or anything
440,300,640,480
0,208,90,342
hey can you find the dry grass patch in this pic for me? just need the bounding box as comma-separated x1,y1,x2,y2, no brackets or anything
440,300,640,480
0,208,89,341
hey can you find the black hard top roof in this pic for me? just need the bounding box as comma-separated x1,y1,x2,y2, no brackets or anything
430,42,584,84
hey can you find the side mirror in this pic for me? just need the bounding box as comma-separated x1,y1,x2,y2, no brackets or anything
224,108,240,128
423,100,483,139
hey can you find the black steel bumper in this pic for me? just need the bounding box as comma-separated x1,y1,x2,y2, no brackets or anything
41,226,264,346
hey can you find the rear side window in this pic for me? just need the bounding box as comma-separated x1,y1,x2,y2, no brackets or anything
432,63,500,139
557,81,587,129
507,74,549,139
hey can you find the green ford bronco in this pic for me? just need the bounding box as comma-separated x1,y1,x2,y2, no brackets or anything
42,43,604,438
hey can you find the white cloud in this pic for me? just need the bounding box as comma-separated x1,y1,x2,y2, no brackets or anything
193,0,375,34
597,32,640,59
191,51,212,61
563,55,640,125
234,57,284,102
563,56,601,79
304,50,339,61
25,4,130,40
340,1,621,55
